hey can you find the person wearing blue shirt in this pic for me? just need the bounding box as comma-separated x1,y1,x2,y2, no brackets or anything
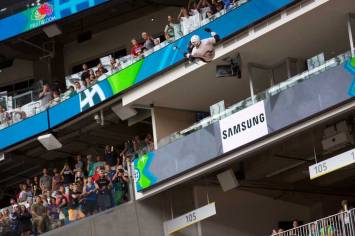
82,177,97,215
221,0,232,9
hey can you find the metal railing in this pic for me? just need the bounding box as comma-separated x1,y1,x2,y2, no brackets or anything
272,209,355,236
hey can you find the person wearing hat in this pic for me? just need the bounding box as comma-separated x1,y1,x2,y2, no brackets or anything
185,28,220,63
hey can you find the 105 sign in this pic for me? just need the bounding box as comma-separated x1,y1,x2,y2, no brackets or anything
309,148,355,180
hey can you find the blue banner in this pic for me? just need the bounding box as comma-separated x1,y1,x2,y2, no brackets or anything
0,111,49,150
0,0,109,42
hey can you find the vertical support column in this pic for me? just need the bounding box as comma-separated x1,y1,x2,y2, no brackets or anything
286,58,292,79
248,64,256,104
193,187,203,236
151,107,158,150
348,13,355,57
127,160,135,201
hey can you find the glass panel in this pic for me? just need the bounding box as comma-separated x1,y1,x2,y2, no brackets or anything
159,50,354,148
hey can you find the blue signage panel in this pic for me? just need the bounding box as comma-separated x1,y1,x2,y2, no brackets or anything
48,94,81,128
0,111,49,150
0,0,109,42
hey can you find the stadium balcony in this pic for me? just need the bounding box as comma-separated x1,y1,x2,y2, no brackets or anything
128,0,355,199
0,0,353,194
0,0,298,151
272,209,355,236
0,0,354,235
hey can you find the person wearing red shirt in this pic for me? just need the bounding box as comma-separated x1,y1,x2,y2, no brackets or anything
130,38,143,57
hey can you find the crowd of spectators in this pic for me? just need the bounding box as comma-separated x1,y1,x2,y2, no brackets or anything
0,133,154,235
130,0,240,58
0,0,246,130
270,200,353,236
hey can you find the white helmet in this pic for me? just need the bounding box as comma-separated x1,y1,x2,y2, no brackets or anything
190,35,201,46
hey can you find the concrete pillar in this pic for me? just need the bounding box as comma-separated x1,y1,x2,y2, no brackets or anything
152,107,197,146
348,14,355,57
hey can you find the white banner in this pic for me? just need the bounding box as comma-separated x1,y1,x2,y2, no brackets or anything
219,101,268,153
309,148,355,180
163,202,216,235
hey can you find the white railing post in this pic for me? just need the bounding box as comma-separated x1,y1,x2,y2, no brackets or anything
348,13,355,57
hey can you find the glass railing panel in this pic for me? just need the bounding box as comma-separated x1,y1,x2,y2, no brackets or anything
272,209,355,236
159,50,354,148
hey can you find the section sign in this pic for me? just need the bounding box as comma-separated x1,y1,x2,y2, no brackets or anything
309,148,355,180
219,101,268,153
163,202,216,235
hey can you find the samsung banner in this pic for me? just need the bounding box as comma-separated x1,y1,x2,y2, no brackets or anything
219,101,268,153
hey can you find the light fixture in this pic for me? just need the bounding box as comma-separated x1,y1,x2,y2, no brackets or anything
37,133,62,150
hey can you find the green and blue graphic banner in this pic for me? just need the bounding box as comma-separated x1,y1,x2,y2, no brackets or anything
0,0,109,42
134,152,158,191
345,57,355,96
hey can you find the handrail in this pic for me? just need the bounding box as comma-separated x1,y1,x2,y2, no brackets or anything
271,208,355,236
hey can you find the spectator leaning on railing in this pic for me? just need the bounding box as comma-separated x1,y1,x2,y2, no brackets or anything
0,0,238,132
0,105,10,128
164,15,183,42
141,32,155,51
38,84,52,108
130,38,144,57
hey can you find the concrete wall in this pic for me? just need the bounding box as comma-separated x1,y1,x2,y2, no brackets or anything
194,186,311,236
44,184,315,236
0,59,34,86
44,185,198,236
62,7,179,74
153,106,197,143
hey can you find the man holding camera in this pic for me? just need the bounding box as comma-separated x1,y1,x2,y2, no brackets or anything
95,169,112,212
112,166,129,205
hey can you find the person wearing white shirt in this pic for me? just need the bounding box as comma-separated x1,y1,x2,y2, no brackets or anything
74,81,86,93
